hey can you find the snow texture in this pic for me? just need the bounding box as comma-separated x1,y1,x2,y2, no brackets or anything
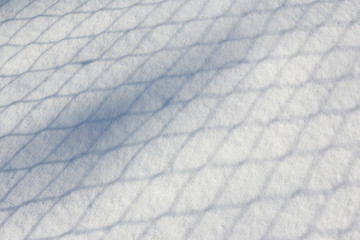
0,0,360,239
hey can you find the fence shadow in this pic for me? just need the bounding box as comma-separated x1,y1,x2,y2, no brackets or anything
0,0,360,239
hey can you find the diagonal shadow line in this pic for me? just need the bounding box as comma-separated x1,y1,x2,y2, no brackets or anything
77,0,295,238
0,0,218,236
18,1,219,238
3,0,178,225
0,0,96,94
0,0,358,238
225,9,360,240
24,1,270,238
0,0,69,62
143,1,360,238
0,0,166,126
0,0,171,168
259,30,360,240
0,1,190,216
0,0,47,25
137,0,318,237
0,0,11,10
31,0,346,236
0,0,142,92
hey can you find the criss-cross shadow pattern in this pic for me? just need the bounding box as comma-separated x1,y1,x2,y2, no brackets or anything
1,0,360,239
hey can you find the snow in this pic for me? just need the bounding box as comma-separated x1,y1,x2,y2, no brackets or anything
0,0,360,239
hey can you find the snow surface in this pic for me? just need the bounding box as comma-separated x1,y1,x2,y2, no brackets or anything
0,0,360,239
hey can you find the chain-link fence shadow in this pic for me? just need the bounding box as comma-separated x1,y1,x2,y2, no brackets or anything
0,0,360,239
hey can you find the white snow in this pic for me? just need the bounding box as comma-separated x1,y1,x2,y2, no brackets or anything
0,0,360,239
